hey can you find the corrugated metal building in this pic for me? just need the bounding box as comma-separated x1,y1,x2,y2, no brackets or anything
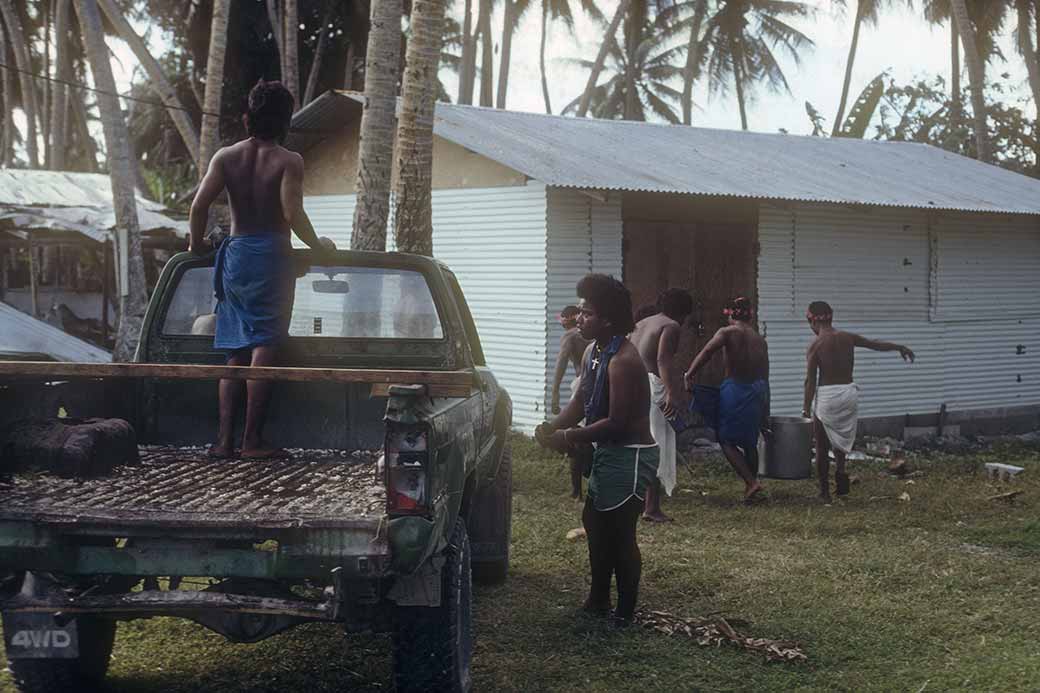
289,92,1040,434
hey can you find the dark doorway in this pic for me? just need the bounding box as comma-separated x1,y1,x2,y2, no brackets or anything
623,219,758,387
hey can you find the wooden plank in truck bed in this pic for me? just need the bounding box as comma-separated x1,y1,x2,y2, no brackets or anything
0,361,474,397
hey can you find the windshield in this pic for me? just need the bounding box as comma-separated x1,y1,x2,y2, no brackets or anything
162,264,444,340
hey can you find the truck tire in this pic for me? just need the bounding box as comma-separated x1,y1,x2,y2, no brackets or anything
391,518,473,693
469,439,512,585
5,615,116,693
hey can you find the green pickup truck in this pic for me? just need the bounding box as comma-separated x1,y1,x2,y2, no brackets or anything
0,249,513,693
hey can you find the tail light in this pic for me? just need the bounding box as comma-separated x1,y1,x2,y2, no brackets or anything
385,426,429,514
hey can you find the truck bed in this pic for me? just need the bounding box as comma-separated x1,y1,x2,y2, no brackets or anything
0,446,385,530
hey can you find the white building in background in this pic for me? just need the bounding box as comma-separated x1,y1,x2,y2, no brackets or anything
290,93,1040,435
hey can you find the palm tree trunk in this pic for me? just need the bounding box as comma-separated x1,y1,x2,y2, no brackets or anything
73,0,147,362
949,0,989,161
97,0,201,170
351,0,402,250
267,0,285,78
577,0,629,118
495,0,514,108
623,11,639,120
539,2,552,114
303,5,333,105
49,0,70,171
681,0,707,125
731,36,748,130
199,0,231,175
831,1,864,136
0,0,41,167
70,87,98,171
43,0,52,168
1017,0,1040,118
394,0,446,254
284,0,300,107
346,0,369,89
0,11,13,167
950,16,961,134
458,0,475,104
477,0,493,107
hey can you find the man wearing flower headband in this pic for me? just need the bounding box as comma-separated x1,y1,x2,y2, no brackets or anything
684,297,770,503
803,301,915,501
552,305,591,498
630,288,694,522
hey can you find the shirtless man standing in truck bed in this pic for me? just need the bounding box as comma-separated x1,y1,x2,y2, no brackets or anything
189,79,335,459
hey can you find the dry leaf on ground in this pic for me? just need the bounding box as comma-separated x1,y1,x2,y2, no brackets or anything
636,609,808,663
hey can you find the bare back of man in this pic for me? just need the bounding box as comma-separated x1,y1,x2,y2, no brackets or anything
221,139,297,236
630,313,676,377
720,324,770,382
806,330,856,386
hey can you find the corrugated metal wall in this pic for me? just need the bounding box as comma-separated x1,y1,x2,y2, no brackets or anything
759,204,1040,419
303,183,551,431
543,189,624,416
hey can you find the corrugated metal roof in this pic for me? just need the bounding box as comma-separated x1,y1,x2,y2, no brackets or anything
0,302,111,362
291,91,1040,216
0,170,166,211
0,169,188,240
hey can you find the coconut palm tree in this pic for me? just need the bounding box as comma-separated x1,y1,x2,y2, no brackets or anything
1014,0,1040,123
0,0,41,167
199,0,231,175
701,0,814,131
949,0,990,160
539,0,603,114
394,0,447,254
576,0,631,117
72,0,147,361
457,0,476,103
0,8,13,167
49,0,71,170
831,1,905,136
496,0,533,108
96,0,200,170
563,18,684,122
656,0,711,125
351,0,403,250
922,0,1008,144
303,3,334,105
476,0,495,106
284,0,301,107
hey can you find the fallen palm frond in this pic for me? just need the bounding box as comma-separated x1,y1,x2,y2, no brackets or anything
635,609,808,663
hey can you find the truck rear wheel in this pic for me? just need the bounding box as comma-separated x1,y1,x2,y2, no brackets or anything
5,615,116,693
391,518,473,693
469,439,512,585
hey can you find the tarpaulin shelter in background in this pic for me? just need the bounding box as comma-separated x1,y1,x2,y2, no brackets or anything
0,169,188,359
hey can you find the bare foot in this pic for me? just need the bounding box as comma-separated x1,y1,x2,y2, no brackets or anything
642,511,674,523
743,481,764,500
207,445,236,459
240,446,291,459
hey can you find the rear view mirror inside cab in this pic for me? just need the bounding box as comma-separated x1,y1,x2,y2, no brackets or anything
312,279,351,294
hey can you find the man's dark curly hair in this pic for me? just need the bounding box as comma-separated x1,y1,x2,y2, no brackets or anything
657,288,693,321
246,80,295,141
576,274,635,335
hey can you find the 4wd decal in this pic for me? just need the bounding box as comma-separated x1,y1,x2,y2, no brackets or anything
3,613,79,659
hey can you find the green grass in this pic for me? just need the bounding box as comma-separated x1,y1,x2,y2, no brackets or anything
3,437,1040,692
